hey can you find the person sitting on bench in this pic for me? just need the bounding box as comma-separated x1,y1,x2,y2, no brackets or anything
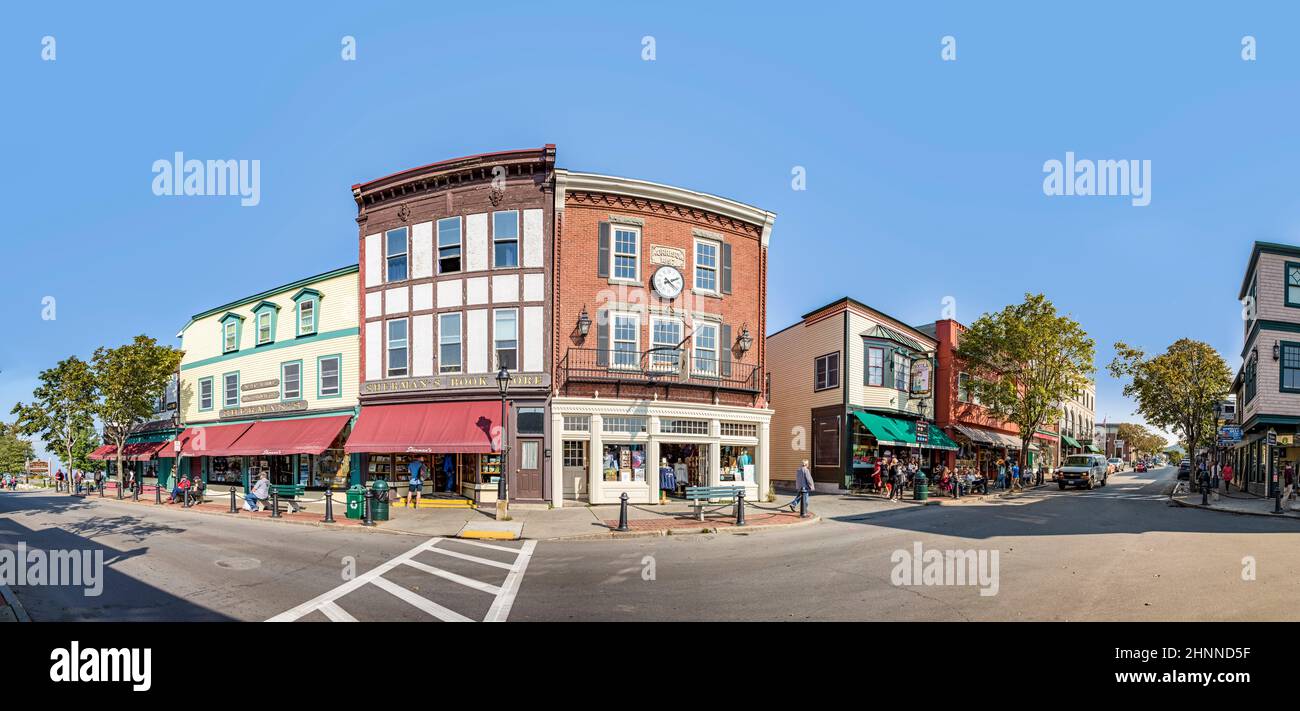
244,473,270,512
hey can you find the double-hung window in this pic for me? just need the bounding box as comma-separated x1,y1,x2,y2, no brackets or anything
693,323,719,376
281,362,302,400
387,319,408,377
438,217,462,274
223,372,239,408
298,299,316,336
439,312,462,373
867,347,884,386
493,211,519,268
223,320,238,353
318,356,341,398
256,311,273,345
695,239,719,292
650,317,682,371
612,226,639,280
1283,343,1300,391
198,377,213,411
814,352,840,391
893,352,910,391
386,227,408,282
958,372,971,402
612,313,639,369
494,309,518,370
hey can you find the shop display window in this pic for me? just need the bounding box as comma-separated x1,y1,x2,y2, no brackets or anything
602,444,646,483
209,456,243,484
720,445,755,482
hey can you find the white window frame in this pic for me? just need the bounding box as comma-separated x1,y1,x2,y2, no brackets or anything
893,352,910,391
256,311,273,345
385,227,408,283
610,225,641,282
386,318,409,377
438,216,462,275
492,210,519,269
439,312,463,374
649,315,683,371
223,373,239,408
281,361,302,401
298,299,316,336
693,322,719,377
867,347,884,386
198,378,213,411
223,320,238,353
610,311,641,370
319,355,341,397
694,238,720,293
493,308,519,371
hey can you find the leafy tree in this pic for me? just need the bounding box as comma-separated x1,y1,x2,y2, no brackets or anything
1108,339,1231,461
11,356,98,476
0,422,36,475
955,293,1097,463
70,424,103,474
92,336,184,485
1115,422,1169,459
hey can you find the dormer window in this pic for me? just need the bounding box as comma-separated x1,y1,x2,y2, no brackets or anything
219,313,244,354
251,301,280,346
291,288,322,337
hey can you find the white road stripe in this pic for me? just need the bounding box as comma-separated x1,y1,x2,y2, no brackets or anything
266,536,444,622
484,540,536,623
424,544,517,570
370,576,473,622
402,559,502,595
318,601,357,622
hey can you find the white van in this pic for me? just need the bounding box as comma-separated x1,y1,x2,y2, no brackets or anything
1055,454,1109,490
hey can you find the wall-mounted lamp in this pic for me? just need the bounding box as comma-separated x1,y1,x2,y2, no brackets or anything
577,307,591,339
1274,340,1281,361
1252,346,1258,362
737,324,753,354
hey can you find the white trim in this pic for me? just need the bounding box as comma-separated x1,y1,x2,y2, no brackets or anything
609,310,641,371
609,223,641,282
493,307,519,371
693,236,721,294
437,216,462,275
692,322,719,377
439,311,463,374
386,317,409,378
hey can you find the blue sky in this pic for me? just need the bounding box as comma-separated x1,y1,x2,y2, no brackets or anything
5,1,1297,459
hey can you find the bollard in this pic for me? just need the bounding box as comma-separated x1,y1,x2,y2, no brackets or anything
117,480,124,500
616,492,630,532
735,489,747,526
798,487,809,518
361,489,375,527
270,488,281,518
322,487,335,524
229,487,238,513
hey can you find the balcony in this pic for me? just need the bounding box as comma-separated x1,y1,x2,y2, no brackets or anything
559,348,761,394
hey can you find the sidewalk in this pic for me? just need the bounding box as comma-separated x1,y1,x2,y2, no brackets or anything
1170,487,1300,520
0,584,30,622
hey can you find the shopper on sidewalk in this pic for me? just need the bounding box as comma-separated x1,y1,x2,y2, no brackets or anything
787,460,814,511
244,473,270,512
1223,462,1234,491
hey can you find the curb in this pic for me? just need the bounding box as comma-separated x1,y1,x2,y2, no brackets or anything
1168,495,1300,520
0,584,32,622
543,514,822,542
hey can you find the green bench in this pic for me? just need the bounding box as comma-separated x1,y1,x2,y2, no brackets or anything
684,485,743,521
268,484,306,513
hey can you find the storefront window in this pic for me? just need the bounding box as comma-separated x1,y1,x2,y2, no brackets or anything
309,448,347,489
720,446,755,482
480,453,503,484
250,454,294,486
210,456,243,484
517,407,544,435
562,441,587,468
602,444,646,483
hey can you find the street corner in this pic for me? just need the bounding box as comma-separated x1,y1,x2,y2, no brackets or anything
456,520,523,541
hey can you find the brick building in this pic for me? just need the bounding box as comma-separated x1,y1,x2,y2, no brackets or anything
549,170,775,504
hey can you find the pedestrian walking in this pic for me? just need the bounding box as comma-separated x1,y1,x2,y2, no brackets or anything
787,460,814,511
1223,462,1234,491
406,457,427,508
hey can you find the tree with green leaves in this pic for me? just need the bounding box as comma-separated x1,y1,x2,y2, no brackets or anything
955,293,1097,464
11,355,98,477
92,336,184,485
1115,422,1169,460
1108,339,1231,463
0,421,36,475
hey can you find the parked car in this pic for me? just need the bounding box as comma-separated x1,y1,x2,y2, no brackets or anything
1135,461,1147,472
1107,458,1125,473
1055,454,1109,490
1177,461,1191,480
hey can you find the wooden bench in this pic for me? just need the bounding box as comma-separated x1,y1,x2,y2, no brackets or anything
267,484,306,513
684,485,743,521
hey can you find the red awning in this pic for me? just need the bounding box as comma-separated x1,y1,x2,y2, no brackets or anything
345,402,499,454
88,444,116,461
179,422,254,457
223,415,352,457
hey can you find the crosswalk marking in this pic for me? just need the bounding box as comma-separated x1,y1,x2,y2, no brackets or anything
266,536,535,623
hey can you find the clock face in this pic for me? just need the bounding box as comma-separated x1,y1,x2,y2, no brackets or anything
652,266,684,300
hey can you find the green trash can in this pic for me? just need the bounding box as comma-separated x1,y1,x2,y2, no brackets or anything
369,479,390,521
345,485,365,520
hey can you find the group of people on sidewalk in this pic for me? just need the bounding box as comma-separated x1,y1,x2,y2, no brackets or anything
0,473,19,490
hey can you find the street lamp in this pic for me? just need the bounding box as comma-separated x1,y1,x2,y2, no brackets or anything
577,307,591,339
737,324,753,355
495,367,512,511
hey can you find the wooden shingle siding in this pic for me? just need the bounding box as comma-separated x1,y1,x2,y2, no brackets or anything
767,312,844,482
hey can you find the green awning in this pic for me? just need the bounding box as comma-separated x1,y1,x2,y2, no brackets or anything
1061,435,1082,449
855,412,913,447
925,424,960,452
1086,444,1102,454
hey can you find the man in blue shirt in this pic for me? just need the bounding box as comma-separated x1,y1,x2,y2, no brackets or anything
407,458,426,507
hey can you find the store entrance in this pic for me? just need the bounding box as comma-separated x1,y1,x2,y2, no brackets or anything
658,443,709,497
250,455,294,486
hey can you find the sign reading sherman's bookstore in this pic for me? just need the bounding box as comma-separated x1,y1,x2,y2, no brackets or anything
220,399,308,419
362,372,550,395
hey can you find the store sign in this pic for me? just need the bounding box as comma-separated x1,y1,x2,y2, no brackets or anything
220,399,307,419
241,379,279,392
649,245,686,268
26,460,49,474
242,391,280,403
1218,425,1243,447
1267,429,1278,447
915,420,930,445
1280,434,1295,447
910,360,931,395
362,372,550,395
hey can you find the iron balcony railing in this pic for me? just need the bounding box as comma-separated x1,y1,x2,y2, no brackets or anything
559,348,761,393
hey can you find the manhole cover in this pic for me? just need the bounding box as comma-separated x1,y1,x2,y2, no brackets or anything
215,558,261,570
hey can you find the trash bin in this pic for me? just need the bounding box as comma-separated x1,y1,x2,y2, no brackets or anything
369,479,390,521
345,485,365,520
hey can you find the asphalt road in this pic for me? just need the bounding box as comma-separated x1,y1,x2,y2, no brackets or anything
3,466,1299,621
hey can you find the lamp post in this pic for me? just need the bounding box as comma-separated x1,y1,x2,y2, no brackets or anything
913,397,929,501
495,367,512,520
